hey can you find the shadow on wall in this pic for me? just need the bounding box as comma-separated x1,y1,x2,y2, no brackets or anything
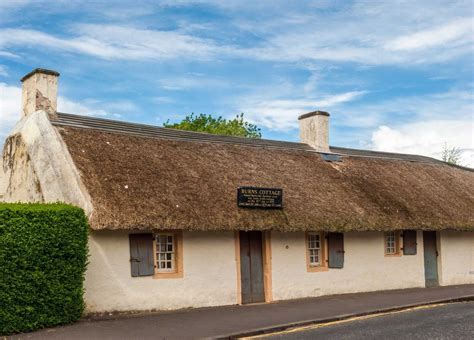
0,167,6,200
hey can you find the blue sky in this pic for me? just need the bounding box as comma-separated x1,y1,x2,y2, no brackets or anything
0,0,473,166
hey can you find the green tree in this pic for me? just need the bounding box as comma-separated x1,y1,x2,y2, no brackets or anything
441,143,462,165
164,113,261,138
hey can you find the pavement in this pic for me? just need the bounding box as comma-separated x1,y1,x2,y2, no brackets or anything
258,301,474,339
11,284,474,339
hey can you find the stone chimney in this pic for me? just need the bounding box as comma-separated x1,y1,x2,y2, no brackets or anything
298,110,330,152
21,68,60,117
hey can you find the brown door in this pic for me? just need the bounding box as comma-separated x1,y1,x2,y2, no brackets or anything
240,231,265,304
423,231,439,287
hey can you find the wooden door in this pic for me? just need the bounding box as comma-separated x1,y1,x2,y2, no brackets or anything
423,231,439,287
327,233,344,268
240,231,265,304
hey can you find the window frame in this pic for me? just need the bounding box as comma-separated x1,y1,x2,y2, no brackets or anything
155,233,176,272
305,231,328,272
153,230,183,279
384,231,402,256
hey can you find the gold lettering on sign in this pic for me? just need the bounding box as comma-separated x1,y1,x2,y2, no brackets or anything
237,187,283,209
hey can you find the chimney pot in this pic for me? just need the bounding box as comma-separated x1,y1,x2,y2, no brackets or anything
21,68,60,117
298,110,330,152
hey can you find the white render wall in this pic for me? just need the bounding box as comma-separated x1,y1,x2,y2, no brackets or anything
271,231,426,301
1,110,93,212
85,230,474,313
439,231,474,285
85,230,238,313
298,113,329,152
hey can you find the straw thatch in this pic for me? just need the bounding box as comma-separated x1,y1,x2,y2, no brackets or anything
53,114,474,232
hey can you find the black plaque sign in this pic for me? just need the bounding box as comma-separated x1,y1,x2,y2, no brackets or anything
237,187,283,209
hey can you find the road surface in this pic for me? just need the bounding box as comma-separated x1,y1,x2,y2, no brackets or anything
254,301,474,340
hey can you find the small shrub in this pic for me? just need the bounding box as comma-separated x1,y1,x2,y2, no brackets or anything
0,203,88,335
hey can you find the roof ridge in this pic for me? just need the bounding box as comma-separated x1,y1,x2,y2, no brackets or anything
52,112,317,153
330,146,438,161
52,112,473,170
331,146,473,171
53,112,308,146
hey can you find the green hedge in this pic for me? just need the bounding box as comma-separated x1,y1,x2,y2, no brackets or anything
0,203,88,335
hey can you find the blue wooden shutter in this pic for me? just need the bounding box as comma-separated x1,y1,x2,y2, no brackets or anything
328,233,344,268
129,233,154,277
403,230,417,255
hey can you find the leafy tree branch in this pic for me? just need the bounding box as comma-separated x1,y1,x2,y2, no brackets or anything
164,113,261,138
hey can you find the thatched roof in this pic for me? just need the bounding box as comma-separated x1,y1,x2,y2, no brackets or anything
51,113,474,231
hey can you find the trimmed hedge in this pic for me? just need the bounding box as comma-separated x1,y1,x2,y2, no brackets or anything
0,203,88,335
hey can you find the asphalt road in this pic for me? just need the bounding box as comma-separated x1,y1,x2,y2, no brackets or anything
257,301,474,340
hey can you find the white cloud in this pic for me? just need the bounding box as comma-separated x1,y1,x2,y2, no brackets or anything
153,96,174,104
232,1,474,65
0,2,472,66
311,88,474,166
158,76,231,91
0,51,18,58
0,25,219,61
386,18,473,51
332,89,474,131
0,84,115,145
239,91,366,131
371,120,474,167
0,0,33,11
57,97,110,117
245,86,474,164
0,83,21,139
0,65,8,77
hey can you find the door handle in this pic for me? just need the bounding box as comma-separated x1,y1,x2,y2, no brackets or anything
130,258,141,262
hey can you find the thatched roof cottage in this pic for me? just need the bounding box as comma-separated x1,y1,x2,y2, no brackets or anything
1,68,473,312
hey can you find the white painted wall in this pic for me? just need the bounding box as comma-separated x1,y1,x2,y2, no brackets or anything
86,230,474,312
439,231,474,285
271,231,426,301
1,110,93,213
85,230,238,313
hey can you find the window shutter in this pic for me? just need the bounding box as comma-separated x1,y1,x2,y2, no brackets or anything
129,233,154,277
403,230,417,255
328,232,344,268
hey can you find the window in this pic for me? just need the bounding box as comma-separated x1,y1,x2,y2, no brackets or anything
153,231,183,278
308,233,322,266
155,234,175,272
306,232,328,272
384,231,401,256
